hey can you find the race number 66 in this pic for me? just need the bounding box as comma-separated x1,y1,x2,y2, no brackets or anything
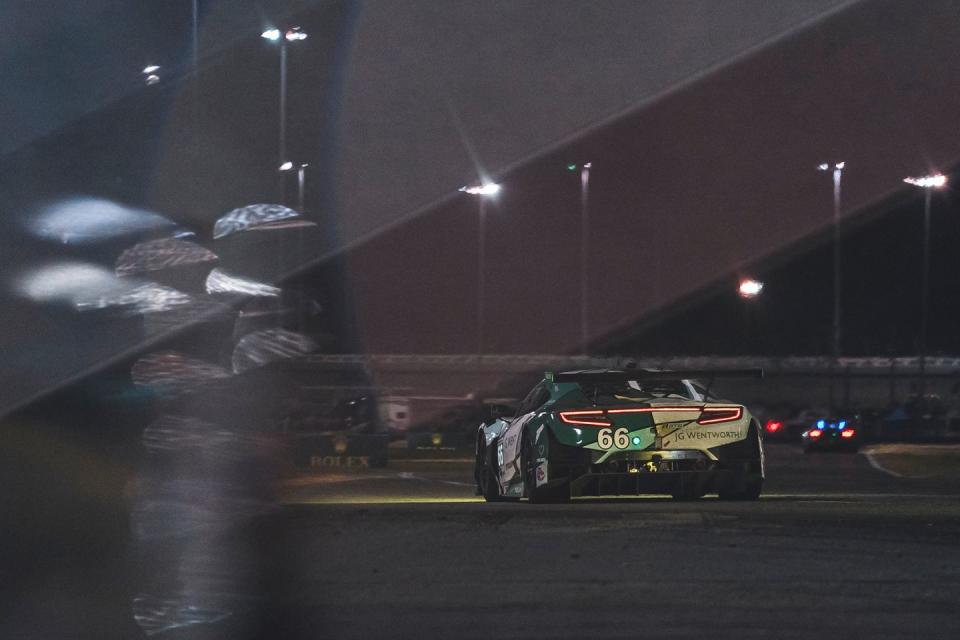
597,428,630,450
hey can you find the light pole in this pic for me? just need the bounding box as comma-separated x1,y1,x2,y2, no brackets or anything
280,162,309,213
261,26,308,177
459,182,501,354
818,161,846,360
738,278,763,352
819,161,845,408
579,162,592,354
903,173,948,399
567,162,592,354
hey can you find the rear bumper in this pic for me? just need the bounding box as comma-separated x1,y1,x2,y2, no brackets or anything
568,466,752,497
542,424,763,496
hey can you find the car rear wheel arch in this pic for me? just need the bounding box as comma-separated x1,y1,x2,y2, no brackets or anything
521,430,570,503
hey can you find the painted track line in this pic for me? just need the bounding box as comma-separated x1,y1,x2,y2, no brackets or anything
862,449,905,478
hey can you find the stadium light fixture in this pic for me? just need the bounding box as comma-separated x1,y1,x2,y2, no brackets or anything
903,174,947,189
285,27,308,41
738,278,763,299
459,182,501,197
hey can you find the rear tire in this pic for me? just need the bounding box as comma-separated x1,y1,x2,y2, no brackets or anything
522,433,569,504
719,420,763,500
718,473,762,501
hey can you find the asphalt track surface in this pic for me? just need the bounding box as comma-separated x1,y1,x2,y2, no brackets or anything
15,444,952,639
120,443,959,639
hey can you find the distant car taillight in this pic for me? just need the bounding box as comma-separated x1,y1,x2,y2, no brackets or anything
840,429,856,439
765,420,783,433
559,410,611,427
809,429,823,439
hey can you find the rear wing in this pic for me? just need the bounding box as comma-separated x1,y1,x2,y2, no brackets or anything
546,369,764,383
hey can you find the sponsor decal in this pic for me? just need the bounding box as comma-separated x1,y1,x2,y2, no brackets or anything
497,442,504,467
535,460,548,486
596,427,631,450
310,455,370,469
656,421,689,438
675,430,739,441
655,421,688,448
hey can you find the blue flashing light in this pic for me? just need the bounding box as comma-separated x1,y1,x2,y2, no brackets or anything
839,421,846,429
817,419,825,429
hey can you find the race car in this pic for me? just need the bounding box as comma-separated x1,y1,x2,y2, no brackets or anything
474,368,765,502
801,416,860,453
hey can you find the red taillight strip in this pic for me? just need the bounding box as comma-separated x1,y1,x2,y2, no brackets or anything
697,406,743,425
560,405,743,427
559,410,611,427
606,406,701,414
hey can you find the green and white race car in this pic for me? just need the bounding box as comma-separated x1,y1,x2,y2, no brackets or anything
474,369,764,502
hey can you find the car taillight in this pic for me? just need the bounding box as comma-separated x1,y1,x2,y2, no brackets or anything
697,406,743,425
559,410,611,427
765,420,783,433
841,429,856,439
809,429,823,439
560,405,742,427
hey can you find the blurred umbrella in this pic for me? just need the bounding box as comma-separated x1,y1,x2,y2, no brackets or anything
212,203,301,240
86,282,194,315
31,197,178,245
231,328,316,374
139,296,235,334
16,261,194,315
132,351,231,395
205,268,280,297
115,238,218,276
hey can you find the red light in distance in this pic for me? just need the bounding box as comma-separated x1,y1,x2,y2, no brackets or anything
765,420,783,433
841,429,856,439
808,429,823,439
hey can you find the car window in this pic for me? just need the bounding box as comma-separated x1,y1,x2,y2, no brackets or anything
517,382,545,415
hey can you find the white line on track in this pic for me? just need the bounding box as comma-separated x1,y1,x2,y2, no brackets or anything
862,450,905,478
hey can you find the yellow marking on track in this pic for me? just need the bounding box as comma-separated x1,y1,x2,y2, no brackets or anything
284,496,486,505
278,474,394,487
